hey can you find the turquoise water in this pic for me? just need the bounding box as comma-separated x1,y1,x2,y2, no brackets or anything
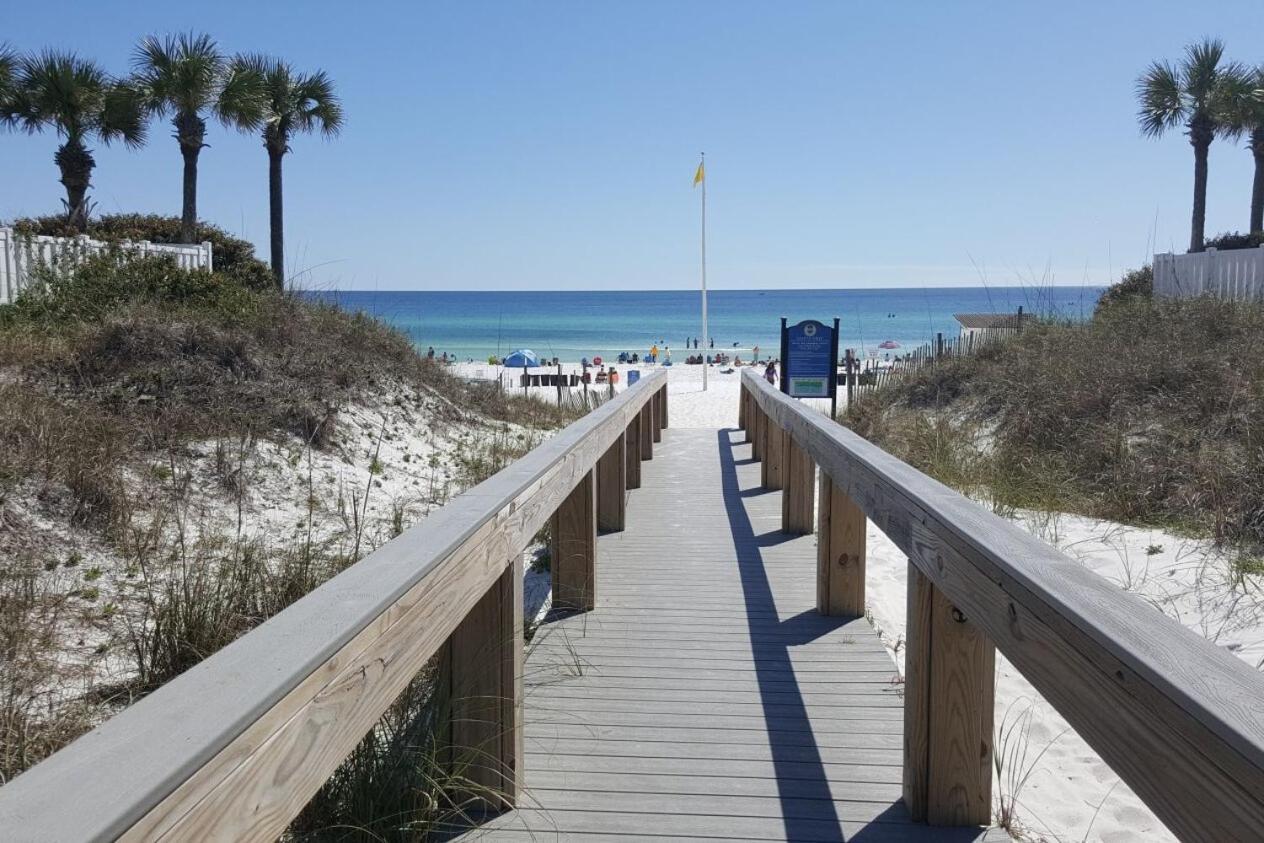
312,287,1102,362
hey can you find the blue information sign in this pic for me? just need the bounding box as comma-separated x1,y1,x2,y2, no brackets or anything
780,318,838,400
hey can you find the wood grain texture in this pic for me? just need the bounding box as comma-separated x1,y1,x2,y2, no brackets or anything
454,429,985,843
639,402,654,460
651,391,663,442
0,372,667,842
552,471,597,612
903,563,933,822
781,434,815,535
625,417,641,489
597,434,626,532
925,582,994,825
742,370,1264,840
447,557,524,808
658,385,668,429
761,421,785,490
817,473,866,617
738,384,747,430
751,403,763,459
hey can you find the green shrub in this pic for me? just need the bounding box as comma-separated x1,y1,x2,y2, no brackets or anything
10,213,273,291
1204,231,1264,251
1095,265,1152,315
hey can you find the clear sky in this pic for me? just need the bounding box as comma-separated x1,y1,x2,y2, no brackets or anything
4,1,1264,290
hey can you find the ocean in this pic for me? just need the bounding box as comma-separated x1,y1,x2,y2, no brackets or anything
312,287,1103,362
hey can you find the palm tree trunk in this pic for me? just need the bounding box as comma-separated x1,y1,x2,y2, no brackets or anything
1251,128,1264,234
55,139,95,234
181,146,200,244
268,147,285,290
1190,138,1210,252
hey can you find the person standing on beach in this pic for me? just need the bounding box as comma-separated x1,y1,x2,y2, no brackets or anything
650,343,659,363
752,344,760,363
765,360,777,385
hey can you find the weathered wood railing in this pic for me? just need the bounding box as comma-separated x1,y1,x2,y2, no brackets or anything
0,370,669,841
740,370,1264,841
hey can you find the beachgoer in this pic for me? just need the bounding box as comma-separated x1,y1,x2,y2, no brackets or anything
752,345,760,362
664,346,671,362
709,338,714,348
765,361,777,385
427,346,435,359
610,368,620,385
650,343,659,363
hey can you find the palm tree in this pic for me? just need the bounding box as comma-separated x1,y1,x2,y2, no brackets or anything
1221,65,1264,233
132,33,264,243
0,44,18,126
1137,39,1242,252
10,51,147,232
235,55,343,289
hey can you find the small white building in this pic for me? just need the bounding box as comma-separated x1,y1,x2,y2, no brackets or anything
953,312,1024,341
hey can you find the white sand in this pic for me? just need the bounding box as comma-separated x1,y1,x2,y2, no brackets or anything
454,357,1264,841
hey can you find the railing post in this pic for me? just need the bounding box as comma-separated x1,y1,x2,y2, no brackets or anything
625,416,642,489
445,556,524,810
748,399,758,457
903,564,995,827
738,384,747,430
761,422,785,490
596,433,626,532
781,434,814,534
551,470,597,611
651,390,663,443
659,385,668,429
816,473,865,616
639,400,654,460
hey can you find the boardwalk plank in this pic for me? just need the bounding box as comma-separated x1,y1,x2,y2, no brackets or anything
454,428,988,841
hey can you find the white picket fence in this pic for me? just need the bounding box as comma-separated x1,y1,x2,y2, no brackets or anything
1153,245,1264,301
0,227,214,305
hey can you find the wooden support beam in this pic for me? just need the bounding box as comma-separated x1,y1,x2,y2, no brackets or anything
639,402,654,460
625,418,641,489
659,385,669,429
903,564,995,826
738,385,747,430
651,391,663,443
761,422,785,490
445,557,524,810
816,473,866,616
781,435,814,534
596,434,626,532
551,471,597,612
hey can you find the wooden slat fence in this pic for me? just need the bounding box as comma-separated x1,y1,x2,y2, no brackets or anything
0,227,214,305
740,369,1264,840
0,371,669,842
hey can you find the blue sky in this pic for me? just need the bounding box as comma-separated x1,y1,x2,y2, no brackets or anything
4,1,1264,290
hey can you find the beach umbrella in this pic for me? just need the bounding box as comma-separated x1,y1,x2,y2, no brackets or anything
502,349,541,368
878,340,900,349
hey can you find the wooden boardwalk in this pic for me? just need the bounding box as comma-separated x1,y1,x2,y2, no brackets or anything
459,428,991,842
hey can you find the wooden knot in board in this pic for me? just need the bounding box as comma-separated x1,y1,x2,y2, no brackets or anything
837,553,850,567
950,606,967,624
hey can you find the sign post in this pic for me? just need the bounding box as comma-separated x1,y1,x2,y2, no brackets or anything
780,317,840,418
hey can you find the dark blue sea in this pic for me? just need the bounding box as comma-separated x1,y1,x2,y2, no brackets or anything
312,287,1102,362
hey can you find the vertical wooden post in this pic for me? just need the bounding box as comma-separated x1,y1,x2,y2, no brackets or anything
751,402,763,459
658,385,668,429
651,391,663,443
551,471,597,611
738,385,747,430
903,564,995,826
596,434,626,532
446,556,524,810
816,473,865,616
625,419,641,489
639,401,654,460
781,434,814,534
761,422,785,490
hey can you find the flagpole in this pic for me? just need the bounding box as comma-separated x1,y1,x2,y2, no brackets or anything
700,152,708,392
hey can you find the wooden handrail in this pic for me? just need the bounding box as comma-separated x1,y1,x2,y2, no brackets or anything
0,370,668,842
741,369,1264,840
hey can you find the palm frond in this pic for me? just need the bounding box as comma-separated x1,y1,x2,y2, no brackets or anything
214,59,265,131
131,32,223,117
13,50,113,140
1215,67,1262,137
1183,38,1227,104
0,43,20,128
1136,60,1184,137
292,70,343,137
237,54,343,143
99,81,147,149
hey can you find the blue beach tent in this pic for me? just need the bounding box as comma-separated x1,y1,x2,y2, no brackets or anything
502,349,541,368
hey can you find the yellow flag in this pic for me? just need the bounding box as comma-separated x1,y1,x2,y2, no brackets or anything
693,161,705,187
